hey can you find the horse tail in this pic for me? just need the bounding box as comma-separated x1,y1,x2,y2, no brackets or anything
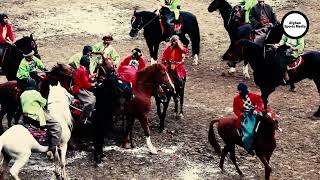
208,119,221,154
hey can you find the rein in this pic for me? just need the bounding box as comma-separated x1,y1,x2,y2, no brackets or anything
132,15,158,32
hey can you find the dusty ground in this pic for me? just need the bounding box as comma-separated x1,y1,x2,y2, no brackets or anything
1,0,320,179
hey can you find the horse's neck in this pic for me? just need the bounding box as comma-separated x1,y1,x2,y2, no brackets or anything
219,3,232,24
135,79,154,98
142,11,160,29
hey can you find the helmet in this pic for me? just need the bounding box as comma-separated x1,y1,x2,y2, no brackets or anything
25,78,38,91
80,55,91,66
82,45,93,55
102,33,113,41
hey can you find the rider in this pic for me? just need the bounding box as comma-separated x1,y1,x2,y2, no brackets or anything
160,35,188,87
118,48,146,71
68,45,98,74
16,49,46,91
239,0,257,23
0,14,16,55
233,82,263,155
92,33,120,68
20,78,62,153
274,34,305,86
73,55,96,124
249,0,278,29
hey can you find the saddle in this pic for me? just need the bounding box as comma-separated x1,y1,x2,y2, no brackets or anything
23,116,48,146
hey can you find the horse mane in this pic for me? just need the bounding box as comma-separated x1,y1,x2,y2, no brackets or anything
136,64,165,83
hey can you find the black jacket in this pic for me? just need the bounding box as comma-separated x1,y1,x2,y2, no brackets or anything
249,4,278,29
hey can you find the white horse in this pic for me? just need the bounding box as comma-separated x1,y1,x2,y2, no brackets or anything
0,83,73,180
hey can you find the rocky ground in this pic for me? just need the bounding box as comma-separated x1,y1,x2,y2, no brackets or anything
0,0,320,179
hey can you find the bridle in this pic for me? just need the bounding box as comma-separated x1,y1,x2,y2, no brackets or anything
131,14,158,32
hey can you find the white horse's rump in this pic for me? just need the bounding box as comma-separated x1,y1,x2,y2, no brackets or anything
0,83,72,180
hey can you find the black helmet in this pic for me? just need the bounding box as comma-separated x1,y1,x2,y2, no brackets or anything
25,78,38,91
131,48,142,59
82,45,93,55
80,55,90,66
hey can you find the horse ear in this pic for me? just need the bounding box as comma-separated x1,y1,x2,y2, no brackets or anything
57,82,61,87
30,34,33,40
49,84,52,89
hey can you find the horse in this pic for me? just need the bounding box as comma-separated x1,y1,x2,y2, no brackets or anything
93,63,174,164
129,10,200,65
0,83,73,180
1,34,40,81
155,61,186,132
233,39,320,118
208,0,283,78
208,111,279,179
0,81,21,133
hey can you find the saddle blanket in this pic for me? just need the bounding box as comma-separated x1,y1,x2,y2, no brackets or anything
23,124,49,146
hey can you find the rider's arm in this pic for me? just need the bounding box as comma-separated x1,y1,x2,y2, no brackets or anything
0,25,7,44
296,38,305,53
34,56,45,71
171,0,181,9
118,56,131,69
278,34,287,46
249,7,262,29
233,96,243,118
36,92,47,108
6,23,16,43
239,0,245,6
252,93,264,113
16,60,29,80
110,47,120,67
160,47,170,63
269,6,278,25
139,57,146,69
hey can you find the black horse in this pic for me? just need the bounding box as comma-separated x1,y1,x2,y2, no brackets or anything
129,10,200,64
234,39,320,118
1,35,40,81
155,61,186,132
208,0,283,77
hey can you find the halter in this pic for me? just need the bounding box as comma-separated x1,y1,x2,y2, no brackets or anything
131,15,158,32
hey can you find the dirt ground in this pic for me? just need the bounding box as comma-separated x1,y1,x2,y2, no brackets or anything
1,0,320,179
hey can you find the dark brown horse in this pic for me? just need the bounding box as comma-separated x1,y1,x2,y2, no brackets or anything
93,63,174,164
208,111,279,179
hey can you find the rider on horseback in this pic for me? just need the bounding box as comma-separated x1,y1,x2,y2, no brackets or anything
249,0,279,45
92,33,120,67
20,78,62,153
0,14,15,55
160,35,188,87
16,49,46,90
233,82,263,155
274,34,305,86
68,45,98,74
156,0,181,23
73,55,96,124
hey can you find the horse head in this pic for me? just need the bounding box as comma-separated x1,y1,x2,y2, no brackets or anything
46,63,74,91
208,0,228,12
14,34,40,59
137,63,174,92
130,10,144,37
256,110,280,136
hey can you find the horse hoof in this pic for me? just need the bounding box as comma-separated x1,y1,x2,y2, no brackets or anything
289,88,296,92
149,148,158,155
178,113,184,120
310,115,320,121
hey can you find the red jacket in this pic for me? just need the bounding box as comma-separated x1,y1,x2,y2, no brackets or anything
160,45,189,79
0,23,15,44
118,55,146,70
233,92,264,128
73,66,93,95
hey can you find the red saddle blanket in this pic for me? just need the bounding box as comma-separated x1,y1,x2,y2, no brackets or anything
23,124,49,146
288,56,304,70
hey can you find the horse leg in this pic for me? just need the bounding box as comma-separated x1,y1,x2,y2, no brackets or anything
242,62,250,79
179,80,185,119
0,152,11,179
93,113,106,164
0,105,7,133
9,151,31,180
229,144,243,176
158,95,171,132
261,89,272,109
313,79,320,117
138,114,157,154
59,144,68,180
146,40,159,64
256,153,272,180
123,116,135,148
173,93,179,118
219,145,229,173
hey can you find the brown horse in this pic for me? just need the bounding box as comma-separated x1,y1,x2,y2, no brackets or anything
93,63,174,164
208,111,279,180
0,81,21,133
